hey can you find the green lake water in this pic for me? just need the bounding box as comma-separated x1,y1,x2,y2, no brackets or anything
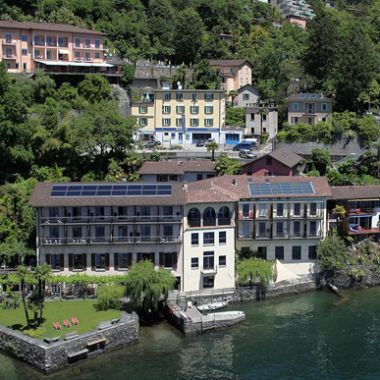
2,288,380,380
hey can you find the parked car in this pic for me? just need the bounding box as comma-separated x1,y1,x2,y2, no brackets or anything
144,140,161,149
196,140,205,147
233,141,256,151
239,149,256,159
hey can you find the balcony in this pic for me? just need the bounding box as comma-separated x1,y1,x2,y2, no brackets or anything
40,215,182,224
349,208,375,216
2,54,16,59
2,39,16,45
255,233,271,240
273,232,289,239
238,233,254,240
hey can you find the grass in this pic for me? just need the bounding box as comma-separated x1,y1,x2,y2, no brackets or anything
0,299,120,339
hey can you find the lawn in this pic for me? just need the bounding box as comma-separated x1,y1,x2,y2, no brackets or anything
0,299,120,339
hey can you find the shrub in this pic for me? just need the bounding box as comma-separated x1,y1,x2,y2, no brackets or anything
95,285,125,311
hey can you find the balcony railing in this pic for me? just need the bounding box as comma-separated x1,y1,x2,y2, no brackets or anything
41,215,182,224
2,54,16,59
2,39,16,45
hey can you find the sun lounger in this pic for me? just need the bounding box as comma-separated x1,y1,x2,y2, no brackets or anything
53,321,61,330
63,319,71,328
71,316,79,325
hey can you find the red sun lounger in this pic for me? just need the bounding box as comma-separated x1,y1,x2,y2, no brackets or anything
71,317,79,325
53,321,61,330
63,320,71,328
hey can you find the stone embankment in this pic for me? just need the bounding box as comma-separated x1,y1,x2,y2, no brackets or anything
0,312,138,373
326,269,380,289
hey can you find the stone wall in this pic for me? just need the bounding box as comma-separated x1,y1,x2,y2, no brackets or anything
329,270,380,289
0,312,139,373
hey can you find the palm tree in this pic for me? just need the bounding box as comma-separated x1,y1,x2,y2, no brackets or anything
34,264,51,322
207,141,219,161
16,265,31,326
228,90,238,106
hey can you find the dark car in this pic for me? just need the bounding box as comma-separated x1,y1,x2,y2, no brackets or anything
144,140,161,149
196,140,205,147
232,141,255,151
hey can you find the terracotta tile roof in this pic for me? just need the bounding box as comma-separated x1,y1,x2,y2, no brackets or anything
139,161,216,175
209,59,251,68
0,20,105,35
29,182,186,207
330,185,380,200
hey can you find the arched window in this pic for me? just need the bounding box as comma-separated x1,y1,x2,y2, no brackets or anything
203,207,216,227
218,206,230,225
188,208,201,227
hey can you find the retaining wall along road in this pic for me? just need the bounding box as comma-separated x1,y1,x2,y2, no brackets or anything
0,312,138,373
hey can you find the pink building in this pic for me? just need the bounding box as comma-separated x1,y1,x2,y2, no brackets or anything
241,149,304,176
209,59,252,94
0,20,119,76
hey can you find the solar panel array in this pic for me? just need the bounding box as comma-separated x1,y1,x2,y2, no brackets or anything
249,182,315,196
50,184,172,197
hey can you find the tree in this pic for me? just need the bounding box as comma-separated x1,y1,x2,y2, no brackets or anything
215,155,241,175
225,107,245,127
207,141,218,161
332,205,347,237
236,258,274,287
192,60,220,89
34,264,51,322
317,235,347,273
125,260,176,315
78,74,112,103
311,148,331,176
121,63,136,88
358,79,380,113
228,90,238,106
16,265,32,326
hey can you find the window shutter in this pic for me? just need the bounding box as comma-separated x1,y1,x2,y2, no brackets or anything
59,254,64,271
159,252,164,267
69,254,73,271
45,254,51,265
91,254,95,271
82,254,87,270
114,253,119,270
105,254,110,270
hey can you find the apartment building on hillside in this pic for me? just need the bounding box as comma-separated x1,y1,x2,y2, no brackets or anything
131,88,225,147
0,20,119,76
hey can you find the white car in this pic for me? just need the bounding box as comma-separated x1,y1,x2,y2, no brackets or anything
239,149,256,159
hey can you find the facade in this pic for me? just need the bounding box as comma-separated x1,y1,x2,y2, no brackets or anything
138,160,217,182
0,20,118,75
245,102,278,139
220,126,244,146
235,85,260,108
287,93,332,125
132,88,225,147
209,59,252,93
241,148,304,176
329,185,380,240
272,0,315,28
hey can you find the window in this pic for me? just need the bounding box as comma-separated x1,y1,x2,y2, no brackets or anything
141,206,150,216
46,50,51,60
192,93,197,101
257,247,267,259
190,118,199,127
21,35,28,42
72,226,82,239
95,226,105,241
190,106,199,114
308,246,317,260
95,39,100,48
5,33,12,43
294,203,301,216
191,233,199,245
21,48,27,56
176,93,183,101
191,257,199,269
258,222,266,237
163,225,173,238
242,204,250,217
204,119,213,127
197,174,203,180
162,118,171,126
49,254,61,270
292,246,301,260
163,206,173,216
276,222,284,236
23,63,27,71
203,276,214,288
321,103,327,111
34,49,41,58
219,255,226,267
72,254,85,270
203,207,216,226
219,231,226,244
164,93,171,101
259,204,267,217
310,203,317,216
118,226,128,240
266,156,272,165
74,51,80,58
75,38,80,47
203,232,215,245
139,106,147,114
277,203,284,217
94,253,106,270
95,52,100,59
118,253,132,269
188,208,201,227
161,252,176,269
85,39,91,48
176,106,184,114
58,37,68,47
243,93,250,101
293,221,301,237
139,117,147,126
204,93,214,101
309,221,317,236
205,106,213,114
291,102,299,111
275,246,284,260
176,118,182,127
49,226,60,239
162,105,171,114
85,52,91,60
203,251,214,270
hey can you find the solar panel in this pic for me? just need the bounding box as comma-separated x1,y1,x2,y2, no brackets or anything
50,184,172,197
248,182,314,196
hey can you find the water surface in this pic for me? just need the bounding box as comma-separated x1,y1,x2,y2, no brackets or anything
2,288,380,380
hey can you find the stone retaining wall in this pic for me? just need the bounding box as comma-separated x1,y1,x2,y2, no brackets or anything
0,312,139,373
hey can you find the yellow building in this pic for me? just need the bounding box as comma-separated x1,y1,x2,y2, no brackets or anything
132,89,225,147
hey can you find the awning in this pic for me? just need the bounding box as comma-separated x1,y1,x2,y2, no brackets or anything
34,59,114,68
274,259,300,284
58,49,70,55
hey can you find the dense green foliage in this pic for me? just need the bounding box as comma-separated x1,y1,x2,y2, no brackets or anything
236,258,274,286
125,260,176,315
215,155,242,175
95,285,125,311
225,107,246,127
317,235,347,272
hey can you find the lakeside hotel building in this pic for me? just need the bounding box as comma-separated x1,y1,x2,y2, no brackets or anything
30,176,331,295
0,20,119,76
